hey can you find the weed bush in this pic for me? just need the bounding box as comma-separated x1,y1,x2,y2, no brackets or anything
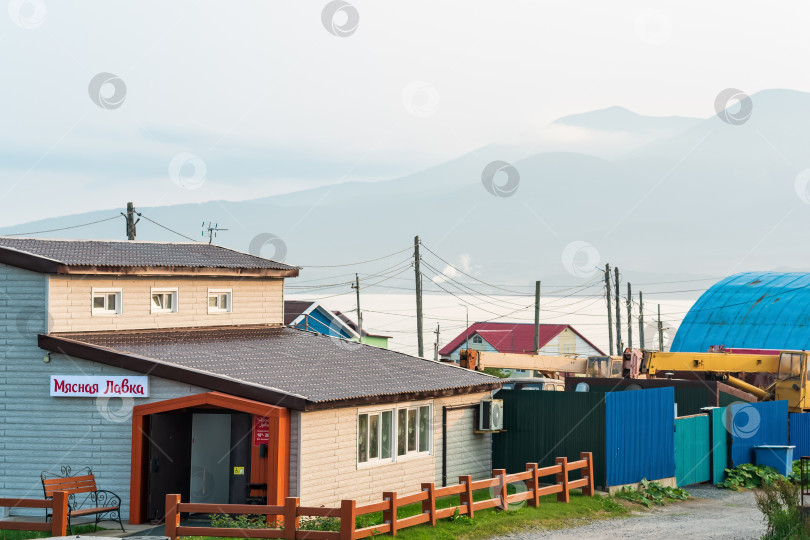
754,477,810,539
614,479,689,508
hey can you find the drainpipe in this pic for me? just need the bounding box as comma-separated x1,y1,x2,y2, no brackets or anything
442,404,479,487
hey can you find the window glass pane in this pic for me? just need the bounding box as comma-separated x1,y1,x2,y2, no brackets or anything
407,409,417,452
93,296,105,309
209,295,217,308
397,409,407,456
152,294,162,308
358,414,368,463
418,406,429,452
107,294,116,311
381,411,392,459
369,414,379,460
221,294,229,310
165,294,173,310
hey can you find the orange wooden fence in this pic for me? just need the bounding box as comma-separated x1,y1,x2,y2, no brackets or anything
166,452,594,540
0,491,69,536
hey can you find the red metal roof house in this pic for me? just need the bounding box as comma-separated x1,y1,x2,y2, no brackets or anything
439,322,605,363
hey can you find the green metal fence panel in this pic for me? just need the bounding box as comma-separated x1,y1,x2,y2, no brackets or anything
492,390,607,487
710,407,728,484
674,414,711,486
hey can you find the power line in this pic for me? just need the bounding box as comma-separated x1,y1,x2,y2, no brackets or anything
4,214,123,236
298,246,412,268
138,214,199,242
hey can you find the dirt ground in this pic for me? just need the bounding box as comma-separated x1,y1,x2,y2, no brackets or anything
495,485,766,539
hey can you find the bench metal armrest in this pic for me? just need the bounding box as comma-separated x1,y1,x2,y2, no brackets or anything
91,490,121,509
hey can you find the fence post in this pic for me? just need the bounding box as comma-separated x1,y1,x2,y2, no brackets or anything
340,499,356,540
164,494,180,540
383,491,397,536
421,483,436,526
556,457,569,503
50,491,68,537
284,497,299,540
526,463,539,507
493,469,508,510
459,475,474,519
580,452,595,496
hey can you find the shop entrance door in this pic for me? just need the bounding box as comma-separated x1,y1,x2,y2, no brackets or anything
189,413,231,503
147,412,192,521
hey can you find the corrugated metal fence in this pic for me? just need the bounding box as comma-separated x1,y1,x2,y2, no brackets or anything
790,413,810,459
728,400,789,466
492,390,607,486
674,414,710,486
710,407,728,484
605,387,675,486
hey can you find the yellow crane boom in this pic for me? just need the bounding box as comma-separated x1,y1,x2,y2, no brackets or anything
641,351,780,377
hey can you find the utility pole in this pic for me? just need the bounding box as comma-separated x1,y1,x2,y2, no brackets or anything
639,291,645,350
614,267,622,352
605,264,613,356
658,304,664,352
122,202,139,240
414,236,424,357
434,323,440,361
534,280,541,353
353,274,363,340
626,282,633,349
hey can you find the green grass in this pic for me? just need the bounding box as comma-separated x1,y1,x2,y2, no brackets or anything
0,524,104,540
181,490,628,540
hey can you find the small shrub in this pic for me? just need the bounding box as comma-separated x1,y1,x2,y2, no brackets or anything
209,513,275,529
615,479,689,508
718,463,784,491
754,477,810,539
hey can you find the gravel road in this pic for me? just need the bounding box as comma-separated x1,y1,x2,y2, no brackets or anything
494,485,766,539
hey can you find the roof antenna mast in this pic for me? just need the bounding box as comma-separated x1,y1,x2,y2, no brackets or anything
202,222,228,244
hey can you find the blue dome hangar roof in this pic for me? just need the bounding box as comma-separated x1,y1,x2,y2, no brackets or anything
671,272,810,353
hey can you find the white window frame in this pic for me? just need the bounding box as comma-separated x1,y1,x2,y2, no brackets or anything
91,288,122,316
357,401,432,469
150,287,178,314
207,288,232,314
472,335,483,344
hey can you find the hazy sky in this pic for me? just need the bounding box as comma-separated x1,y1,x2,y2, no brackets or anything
1,0,809,226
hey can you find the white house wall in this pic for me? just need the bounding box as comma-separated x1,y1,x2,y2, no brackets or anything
297,392,492,507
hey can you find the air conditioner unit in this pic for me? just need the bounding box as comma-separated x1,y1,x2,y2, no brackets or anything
478,399,504,431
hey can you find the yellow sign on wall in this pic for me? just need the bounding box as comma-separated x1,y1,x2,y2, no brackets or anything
233,467,245,476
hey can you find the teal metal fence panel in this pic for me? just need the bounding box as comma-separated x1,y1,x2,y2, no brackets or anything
710,407,729,484
674,414,711,486
492,390,607,487
605,387,676,486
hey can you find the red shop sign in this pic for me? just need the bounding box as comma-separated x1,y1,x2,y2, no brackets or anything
253,415,270,446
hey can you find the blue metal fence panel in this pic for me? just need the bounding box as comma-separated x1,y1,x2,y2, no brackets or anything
790,413,810,459
729,400,789,466
605,387,676,486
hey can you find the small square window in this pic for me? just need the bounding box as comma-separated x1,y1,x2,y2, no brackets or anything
92,288,122,316
151,288,178,314
208,289,232,314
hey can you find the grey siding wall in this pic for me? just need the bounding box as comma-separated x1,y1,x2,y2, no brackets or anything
289,411,301,497
0,263,211,518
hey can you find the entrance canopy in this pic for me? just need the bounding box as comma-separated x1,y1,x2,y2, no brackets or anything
129,392,289,524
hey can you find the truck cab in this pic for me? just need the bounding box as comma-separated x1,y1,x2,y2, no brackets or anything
774,351,810,412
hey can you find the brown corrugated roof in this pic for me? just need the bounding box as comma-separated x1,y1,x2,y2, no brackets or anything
39,326,499,410
0,237,297,275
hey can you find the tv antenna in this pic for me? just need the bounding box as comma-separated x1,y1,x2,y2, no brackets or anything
202,222,228,244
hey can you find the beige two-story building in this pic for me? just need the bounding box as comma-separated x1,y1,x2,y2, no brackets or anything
0,238,499,525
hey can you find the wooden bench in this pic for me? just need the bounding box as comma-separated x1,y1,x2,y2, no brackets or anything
41,466,124,534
